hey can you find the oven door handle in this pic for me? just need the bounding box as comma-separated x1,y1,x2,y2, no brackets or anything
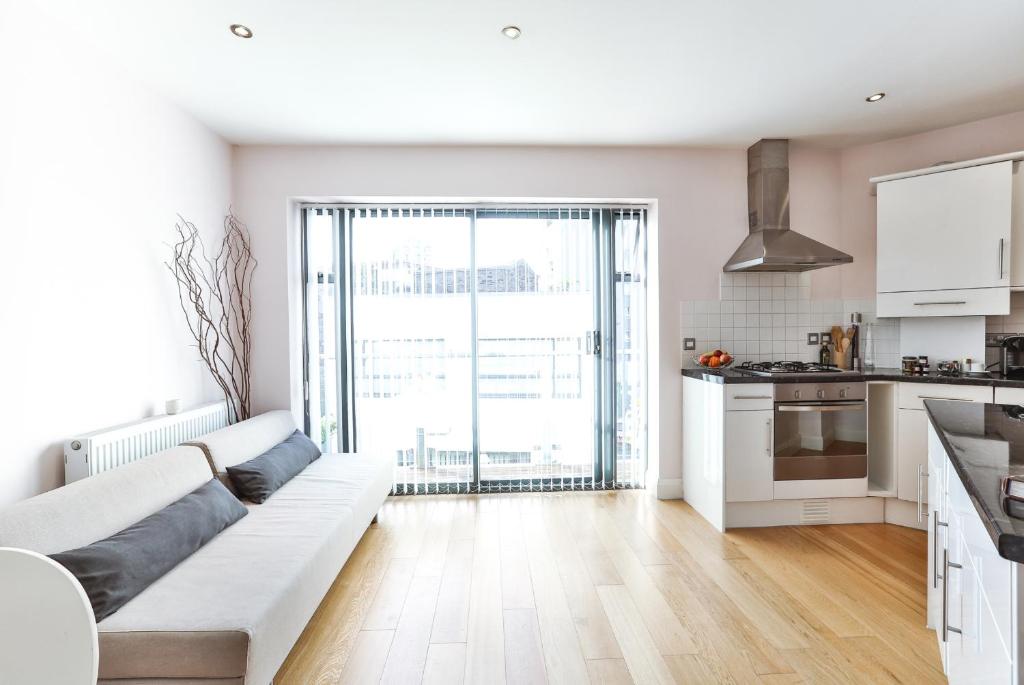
776,402,866,412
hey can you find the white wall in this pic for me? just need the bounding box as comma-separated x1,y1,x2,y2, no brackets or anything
232,144,843,494
0,3,232,506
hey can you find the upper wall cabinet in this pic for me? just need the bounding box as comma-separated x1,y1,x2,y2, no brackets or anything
875,160,1021,317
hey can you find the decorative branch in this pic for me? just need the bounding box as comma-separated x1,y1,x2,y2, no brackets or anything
167,212,257,423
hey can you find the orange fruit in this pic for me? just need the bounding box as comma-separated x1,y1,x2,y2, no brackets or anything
708,356,722,368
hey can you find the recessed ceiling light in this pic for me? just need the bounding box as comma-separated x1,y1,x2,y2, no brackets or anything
865,92,886,103
230,24,253,39
502,25,522,40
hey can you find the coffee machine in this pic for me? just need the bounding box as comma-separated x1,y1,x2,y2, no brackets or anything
1002,335,1024,378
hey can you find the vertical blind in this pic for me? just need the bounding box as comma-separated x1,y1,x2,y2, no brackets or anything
303,205,647,493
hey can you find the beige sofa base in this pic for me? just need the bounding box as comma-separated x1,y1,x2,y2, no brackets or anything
99,675,243,679
98,630,248,681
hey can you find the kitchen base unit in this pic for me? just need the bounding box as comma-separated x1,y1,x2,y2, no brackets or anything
683,376,881,531
926,399,1024,683
682,370,1003,532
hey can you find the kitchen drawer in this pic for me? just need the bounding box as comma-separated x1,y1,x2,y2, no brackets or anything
961,511,1013,658
725,384,774,411
947,456,1014,655
994,386,1024,405
898,383,992,410
947,548,1013,680
877,287,1009,318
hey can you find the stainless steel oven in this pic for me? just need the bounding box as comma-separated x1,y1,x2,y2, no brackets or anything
773,382,867,482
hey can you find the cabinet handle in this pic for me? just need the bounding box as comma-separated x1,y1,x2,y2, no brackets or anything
942,548,963,642
732,395,772,400
933,512,948,589
917,395,973,402
917,465,929,523
913,301,967,306
765,418,772,457
999,238,1005,280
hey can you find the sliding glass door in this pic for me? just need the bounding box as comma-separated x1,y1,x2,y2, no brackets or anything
351,210,475,491
303,205,646,494
474,210,598,488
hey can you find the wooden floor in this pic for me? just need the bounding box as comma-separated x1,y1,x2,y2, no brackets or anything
275,490,945,684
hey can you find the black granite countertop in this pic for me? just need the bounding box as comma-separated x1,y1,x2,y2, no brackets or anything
924,400,1024,563
681,366,1024,387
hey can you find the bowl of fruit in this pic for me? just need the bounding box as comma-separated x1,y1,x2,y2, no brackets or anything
694,349,734,368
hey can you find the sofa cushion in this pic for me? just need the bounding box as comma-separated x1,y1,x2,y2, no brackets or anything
261,452,393,534
96,452,392,684
52,479,248,622
226,430,321,503
187,410,297,476
0,445,213,555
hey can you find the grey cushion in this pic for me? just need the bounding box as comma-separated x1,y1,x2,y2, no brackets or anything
51,479,247,622
226,430,321,503
0,446,213,555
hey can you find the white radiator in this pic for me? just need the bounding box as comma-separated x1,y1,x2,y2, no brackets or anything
63,401,229,483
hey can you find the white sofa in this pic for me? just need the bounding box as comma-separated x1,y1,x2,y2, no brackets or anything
0,410,392,684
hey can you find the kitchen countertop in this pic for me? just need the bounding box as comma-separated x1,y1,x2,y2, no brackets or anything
924,399,1024,563
680,366,1024,387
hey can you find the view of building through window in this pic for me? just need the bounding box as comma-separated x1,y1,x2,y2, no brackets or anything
304,206,646,493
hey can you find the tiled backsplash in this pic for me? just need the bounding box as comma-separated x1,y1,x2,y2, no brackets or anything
986,292,1024,335
680,272,900,369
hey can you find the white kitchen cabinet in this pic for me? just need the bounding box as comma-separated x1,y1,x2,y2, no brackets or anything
897,384,992,512
682,377,725,531
995,386,1024,405
724,409,773,503
1009,162,1024,289
927,423,1018,684
876,160,1015,317
897,408,929,507
877,287,1010,318
898,383,994,410
944,506,1013,684
724,384,774,411
926,426,946,635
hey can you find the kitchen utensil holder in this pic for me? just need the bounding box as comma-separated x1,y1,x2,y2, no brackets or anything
833,344,852,369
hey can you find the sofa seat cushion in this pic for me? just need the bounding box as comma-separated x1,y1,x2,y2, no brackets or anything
96,452,391,684
259,452,393,532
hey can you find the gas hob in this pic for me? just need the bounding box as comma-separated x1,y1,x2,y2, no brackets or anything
735,360,859,377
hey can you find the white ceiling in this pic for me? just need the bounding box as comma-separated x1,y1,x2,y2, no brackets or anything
41,0,1024,147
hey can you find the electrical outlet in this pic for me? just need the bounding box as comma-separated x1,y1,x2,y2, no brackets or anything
820,332,832,344
807,332,819,345
683,337,696,351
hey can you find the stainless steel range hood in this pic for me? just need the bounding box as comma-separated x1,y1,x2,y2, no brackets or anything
723,139,852,272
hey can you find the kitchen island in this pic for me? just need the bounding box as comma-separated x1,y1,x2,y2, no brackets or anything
924,398,1024,682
